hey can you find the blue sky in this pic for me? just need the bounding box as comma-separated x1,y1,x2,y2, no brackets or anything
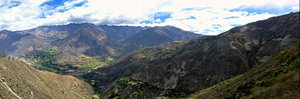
0,0,299,35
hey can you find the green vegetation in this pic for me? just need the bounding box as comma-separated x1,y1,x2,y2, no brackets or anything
290,59,300,70
173,41,183,44
78,56,114,68
267,76,277,84
34,46,59,66
32,46,82,74
32,45,116,76
109,77,162,98
249,86,260,93
108,76,194,98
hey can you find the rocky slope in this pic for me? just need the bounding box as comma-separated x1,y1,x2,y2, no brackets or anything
84,12,300,98
0,30,27,54
0,57,94,99
0,31,49,58
53,24,118,61
187,42,300,99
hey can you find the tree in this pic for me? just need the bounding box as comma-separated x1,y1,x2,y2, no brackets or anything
0,52,6,58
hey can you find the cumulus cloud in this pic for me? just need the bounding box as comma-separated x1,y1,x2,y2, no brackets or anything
0,0,299,35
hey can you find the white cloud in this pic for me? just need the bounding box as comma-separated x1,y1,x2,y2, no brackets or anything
0,0,298,35
152,8,276,35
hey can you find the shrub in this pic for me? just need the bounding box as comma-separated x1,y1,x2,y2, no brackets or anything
249,86,260,93
290,59,300,70
268,76,277,84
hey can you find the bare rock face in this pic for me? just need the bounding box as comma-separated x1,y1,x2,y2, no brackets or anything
84,12,300,98
0,58,94,99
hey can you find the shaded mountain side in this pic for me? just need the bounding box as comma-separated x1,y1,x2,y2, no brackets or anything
99,25,148,40
0,58,94,99
152,26,203,41
0,31,26,53
187,42,300,99
0,31,49,58
121,26,203,55
9,35,49,58
124,28,175,46
124,26,202,46
53,24,118,62
84,12,300,98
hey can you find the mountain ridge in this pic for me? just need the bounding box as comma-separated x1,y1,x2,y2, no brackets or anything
0,23,201,62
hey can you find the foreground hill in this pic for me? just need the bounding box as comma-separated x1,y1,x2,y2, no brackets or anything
0,58,94,98
84,12,299,98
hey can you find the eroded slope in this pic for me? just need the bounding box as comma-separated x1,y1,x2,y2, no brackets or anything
0,58,94,99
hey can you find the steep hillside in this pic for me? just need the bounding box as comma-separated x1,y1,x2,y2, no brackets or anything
187,42,300,99
122,26,202,55
53,24,118,61
0,58,94,99
124,28,174,46
124,26,202,46
84,12,300,98
0,31,49,58
0,31,26,53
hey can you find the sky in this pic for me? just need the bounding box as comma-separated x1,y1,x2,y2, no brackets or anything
0,0,299,35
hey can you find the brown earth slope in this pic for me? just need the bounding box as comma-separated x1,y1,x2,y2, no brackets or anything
0,58,94,99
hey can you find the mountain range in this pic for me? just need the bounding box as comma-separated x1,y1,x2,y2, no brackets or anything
84,12,300,98
0,12,299,99
0,23,202,62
